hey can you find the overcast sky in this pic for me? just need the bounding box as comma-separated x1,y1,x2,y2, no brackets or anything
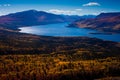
0,0,120,16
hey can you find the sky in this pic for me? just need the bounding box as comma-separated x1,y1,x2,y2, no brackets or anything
0,0,120,16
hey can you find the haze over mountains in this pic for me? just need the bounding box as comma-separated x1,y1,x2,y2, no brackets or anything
68,12,120,33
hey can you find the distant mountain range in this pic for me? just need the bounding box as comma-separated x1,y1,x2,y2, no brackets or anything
68,12,120,33
1,10,120,33
0,10,95,30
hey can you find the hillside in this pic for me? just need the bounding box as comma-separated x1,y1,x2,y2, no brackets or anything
0,10,66,30
0,29,120,58
0,29,120,80
68,12,120,33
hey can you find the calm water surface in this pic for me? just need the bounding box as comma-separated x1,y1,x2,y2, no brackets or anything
19,23,120,42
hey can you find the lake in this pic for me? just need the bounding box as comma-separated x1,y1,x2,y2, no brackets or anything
19,23,120,42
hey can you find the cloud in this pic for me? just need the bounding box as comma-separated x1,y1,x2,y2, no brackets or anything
91,13,99,15
0,4,11,7
83,2,100,6
75,9,83,11
47,9,78,15
47,9,102,16
3,4,11,7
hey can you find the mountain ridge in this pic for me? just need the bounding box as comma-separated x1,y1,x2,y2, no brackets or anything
0,9,96,30
96,12,120,18
0,10,66,30
68,12,120,33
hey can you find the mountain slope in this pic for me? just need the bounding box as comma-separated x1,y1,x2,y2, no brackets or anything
0,10,96,30
68,12,120,33
0,10,66,30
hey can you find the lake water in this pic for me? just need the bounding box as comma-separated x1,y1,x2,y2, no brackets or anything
19,23,120,42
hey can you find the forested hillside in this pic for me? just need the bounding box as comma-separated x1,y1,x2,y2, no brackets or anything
0,29,120,58
0,29,120,80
